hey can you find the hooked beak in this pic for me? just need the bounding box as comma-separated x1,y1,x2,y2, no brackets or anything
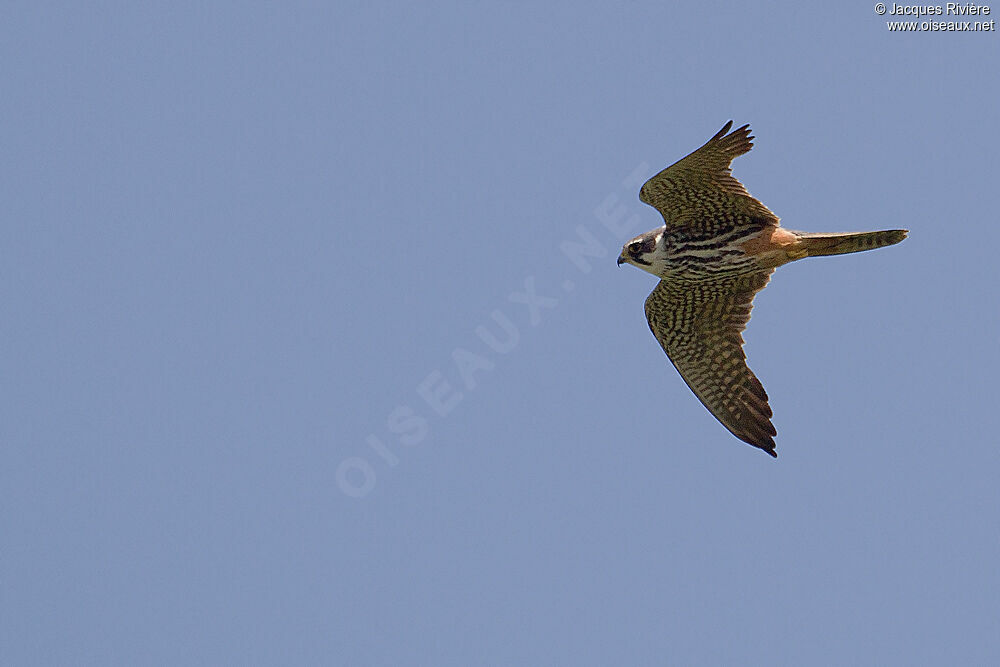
617,251,627,267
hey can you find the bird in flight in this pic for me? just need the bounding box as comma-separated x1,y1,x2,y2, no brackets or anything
618,121,906,457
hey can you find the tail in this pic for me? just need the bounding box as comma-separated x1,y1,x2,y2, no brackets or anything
796,229,908,258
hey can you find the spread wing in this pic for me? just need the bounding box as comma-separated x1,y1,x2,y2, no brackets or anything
639,121,778,229
644,270,778,456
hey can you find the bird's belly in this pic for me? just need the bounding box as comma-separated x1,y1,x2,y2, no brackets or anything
657,225,799,277
658,242,763,278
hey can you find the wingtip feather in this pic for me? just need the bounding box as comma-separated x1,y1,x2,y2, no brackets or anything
713,120,734,140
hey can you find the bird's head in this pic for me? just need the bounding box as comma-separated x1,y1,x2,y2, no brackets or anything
617,229,663,276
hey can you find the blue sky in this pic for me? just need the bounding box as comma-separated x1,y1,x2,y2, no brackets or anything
3,2,999,665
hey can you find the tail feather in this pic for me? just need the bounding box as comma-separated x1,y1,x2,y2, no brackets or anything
796,229,908,257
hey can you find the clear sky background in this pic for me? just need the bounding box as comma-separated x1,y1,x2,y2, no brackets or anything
3,2,999,665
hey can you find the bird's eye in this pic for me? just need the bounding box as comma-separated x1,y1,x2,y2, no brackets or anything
630,244,642,255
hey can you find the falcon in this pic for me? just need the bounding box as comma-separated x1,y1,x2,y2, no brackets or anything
618,121,906,457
